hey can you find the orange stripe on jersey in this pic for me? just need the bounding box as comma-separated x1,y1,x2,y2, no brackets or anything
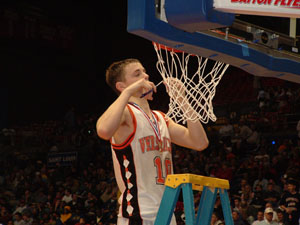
155,110,169,127
111,105,137,150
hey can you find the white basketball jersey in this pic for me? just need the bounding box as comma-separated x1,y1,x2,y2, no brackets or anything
111,103,173,222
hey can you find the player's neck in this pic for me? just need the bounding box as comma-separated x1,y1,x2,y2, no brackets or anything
129,97,151,114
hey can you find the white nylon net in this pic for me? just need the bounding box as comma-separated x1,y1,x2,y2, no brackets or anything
153,43,229,124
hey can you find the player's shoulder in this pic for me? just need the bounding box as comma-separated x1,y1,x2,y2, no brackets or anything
153,110,165,118
153,110,171,126
122,104,135,124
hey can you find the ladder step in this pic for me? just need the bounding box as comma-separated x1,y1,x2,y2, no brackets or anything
155,174,234,225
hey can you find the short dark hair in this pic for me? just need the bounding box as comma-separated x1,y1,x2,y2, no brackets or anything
105,58,141,95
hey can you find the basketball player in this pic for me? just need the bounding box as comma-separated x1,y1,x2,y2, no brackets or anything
96,58,209,225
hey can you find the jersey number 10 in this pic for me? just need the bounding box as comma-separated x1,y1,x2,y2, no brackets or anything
154,156,172,185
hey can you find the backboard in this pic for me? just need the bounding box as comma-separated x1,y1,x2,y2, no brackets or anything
127,0,300,83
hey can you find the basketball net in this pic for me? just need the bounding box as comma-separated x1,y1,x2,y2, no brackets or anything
153,42,229,124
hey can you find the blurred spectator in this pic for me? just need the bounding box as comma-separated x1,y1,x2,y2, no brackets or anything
250,185,265,211
264,202,278,222
277,139,290,155
214,162,233,181
253,173,268,191
58,206,73,225
0,206,12,224
84,192,97,209
257,88,267,109
13,200,27,215
233,179,249,199
211,212,223,225
75,217,90,225
252,210,264,225
13,212,25,225
286,88,293,99
213,197,223,221
232,210,246,225
1,128,16,146
233,198,243,214
269,178,282,195
256,111,271,132
241,184,254,205
277,209,287,225
33,189,47,204
22,212,33,225
277,90,290,114
24,190,34,206
268,158,282,184
219,118,234,147
246,124,260,147
233,121,255,156
279,179,300,225
62,189,73,205
230,111,238,124
240,199,256,225
239,121,253,142
258,208,279,225
263,182,280,206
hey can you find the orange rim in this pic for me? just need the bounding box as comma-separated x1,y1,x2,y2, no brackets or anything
152,42,183,53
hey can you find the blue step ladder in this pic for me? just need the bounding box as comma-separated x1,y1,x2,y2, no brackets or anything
154,174,234,225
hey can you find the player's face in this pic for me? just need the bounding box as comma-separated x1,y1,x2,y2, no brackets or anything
122,62,153,99
123,62,149,84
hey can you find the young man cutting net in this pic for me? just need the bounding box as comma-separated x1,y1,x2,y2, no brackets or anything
96,58,209,225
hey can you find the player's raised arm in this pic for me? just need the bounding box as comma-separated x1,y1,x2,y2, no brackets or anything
165,78,209,151
96,77,156,140
96,90,131,140
168,116,209,151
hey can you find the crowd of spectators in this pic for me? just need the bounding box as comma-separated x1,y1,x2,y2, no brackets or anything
0,78,300,225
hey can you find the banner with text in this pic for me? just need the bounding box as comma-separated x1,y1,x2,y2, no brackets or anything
47,151,77,167
214,0,300,18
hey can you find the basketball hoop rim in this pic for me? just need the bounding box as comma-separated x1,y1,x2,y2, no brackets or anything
152,42,183,53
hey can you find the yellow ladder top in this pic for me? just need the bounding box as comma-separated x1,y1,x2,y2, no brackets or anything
165,174,230,190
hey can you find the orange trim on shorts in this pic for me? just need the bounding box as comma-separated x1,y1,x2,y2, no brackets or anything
111,105,137,150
